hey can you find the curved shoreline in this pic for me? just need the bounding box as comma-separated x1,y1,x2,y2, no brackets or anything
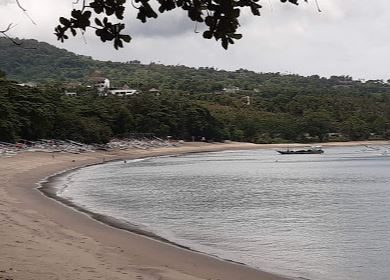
38,157,201,250
1,142,293,280
1,140,389,280
38,161,249,267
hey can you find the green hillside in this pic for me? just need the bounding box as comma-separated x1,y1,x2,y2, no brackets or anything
1,37,390,144
0,38,97,82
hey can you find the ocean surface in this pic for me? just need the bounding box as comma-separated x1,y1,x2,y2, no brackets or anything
55,146,390,280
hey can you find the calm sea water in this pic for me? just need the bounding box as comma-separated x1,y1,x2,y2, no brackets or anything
56,146,390,280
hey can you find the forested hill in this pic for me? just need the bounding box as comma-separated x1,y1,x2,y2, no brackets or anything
1,37,390,144
0,38,96,82
2,37,390,95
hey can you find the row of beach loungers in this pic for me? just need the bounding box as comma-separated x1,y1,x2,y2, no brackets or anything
107,137,180,150
0,137,180,158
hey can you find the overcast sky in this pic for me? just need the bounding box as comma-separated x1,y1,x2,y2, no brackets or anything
1,0,390,80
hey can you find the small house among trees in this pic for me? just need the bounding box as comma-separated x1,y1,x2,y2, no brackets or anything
64,92,77,97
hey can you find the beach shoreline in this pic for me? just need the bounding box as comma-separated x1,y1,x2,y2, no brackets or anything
1,140,388,280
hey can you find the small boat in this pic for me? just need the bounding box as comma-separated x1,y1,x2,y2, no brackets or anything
277,146,324,155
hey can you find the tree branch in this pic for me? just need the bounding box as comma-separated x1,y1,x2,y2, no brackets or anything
0,23,22,45
315,0,322,12
0,23,16,34
15,0,37,25
0,1,37,48
55,0,305,50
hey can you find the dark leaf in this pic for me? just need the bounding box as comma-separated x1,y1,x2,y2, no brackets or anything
203,30,213,39
222,38,228,50
120,34,131,43
59,17,70,26
95,18,103,26
229,33,242,40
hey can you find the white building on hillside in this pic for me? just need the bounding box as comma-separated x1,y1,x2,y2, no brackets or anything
90,75,138,96
109,89,138,96
89,75,110,95
95,78,110,92
222,86,240,93
65,92,77,97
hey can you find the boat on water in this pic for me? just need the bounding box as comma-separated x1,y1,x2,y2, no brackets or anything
277,146,324,155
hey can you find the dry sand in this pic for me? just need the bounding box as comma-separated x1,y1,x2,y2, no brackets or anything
0,141,388,280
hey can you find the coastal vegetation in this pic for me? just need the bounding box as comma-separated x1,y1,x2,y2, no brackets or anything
1,38,390,144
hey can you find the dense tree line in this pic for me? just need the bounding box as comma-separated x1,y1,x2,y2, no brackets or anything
1,75,390,144
194,91,390,143
1,38,390,144
0,78,223,143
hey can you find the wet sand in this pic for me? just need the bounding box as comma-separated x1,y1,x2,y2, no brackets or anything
0,141,388,280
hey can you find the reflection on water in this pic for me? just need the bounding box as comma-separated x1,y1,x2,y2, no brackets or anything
58,146,390,280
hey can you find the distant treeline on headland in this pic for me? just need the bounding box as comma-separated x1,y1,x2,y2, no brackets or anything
1,38,390,144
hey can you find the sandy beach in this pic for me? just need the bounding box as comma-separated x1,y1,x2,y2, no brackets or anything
1,140,388,280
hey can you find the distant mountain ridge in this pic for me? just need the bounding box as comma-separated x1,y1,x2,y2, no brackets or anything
1,37,390,96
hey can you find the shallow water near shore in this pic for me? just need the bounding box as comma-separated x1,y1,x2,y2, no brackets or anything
55,146,390,280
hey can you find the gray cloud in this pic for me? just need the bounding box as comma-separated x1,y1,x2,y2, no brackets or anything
126,9,197,38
